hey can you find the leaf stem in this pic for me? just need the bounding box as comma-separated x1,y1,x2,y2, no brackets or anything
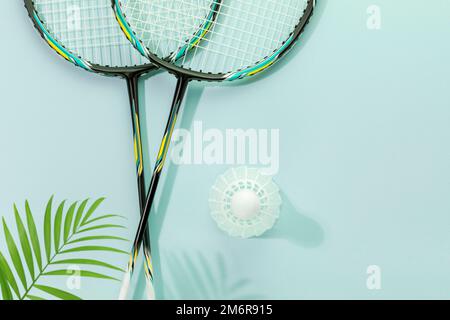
20,222,81,299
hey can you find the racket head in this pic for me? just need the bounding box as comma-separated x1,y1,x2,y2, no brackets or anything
114,0,316,81
24,0,155,76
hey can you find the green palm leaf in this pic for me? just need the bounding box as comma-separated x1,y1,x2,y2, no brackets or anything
63,202,77,243
26,294,45,300
53,200,66,252
25,201,43,272
60,246,127,255
80,198,105,226
0,196,127,300
67,235,128,245
2,218,27,290
43,270,119,281
43,196,53,263
52,258,124,272
0,251,20,298
77,224,126,234
73,199,89,233
0,272,12,300
82,214,126,226
34,284,81,300
14,205,35,280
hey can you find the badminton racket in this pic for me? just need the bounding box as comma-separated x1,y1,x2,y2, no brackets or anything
114,0,315,298
114,0,222,299
25,0,219,300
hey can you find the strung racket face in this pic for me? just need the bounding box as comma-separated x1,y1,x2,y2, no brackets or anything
114,0,315,81
25,0,150,74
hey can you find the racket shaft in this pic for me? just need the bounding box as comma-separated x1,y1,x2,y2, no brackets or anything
126,74,154,283
130,76,189,267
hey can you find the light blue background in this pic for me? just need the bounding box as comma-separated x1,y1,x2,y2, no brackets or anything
1,0,450,299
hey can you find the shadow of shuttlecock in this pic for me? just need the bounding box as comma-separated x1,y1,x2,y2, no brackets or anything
261,192,325,248
162,251,265,300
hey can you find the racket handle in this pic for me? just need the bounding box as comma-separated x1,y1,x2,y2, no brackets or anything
145,277,155,300
118,270,131,300
118,267,155,300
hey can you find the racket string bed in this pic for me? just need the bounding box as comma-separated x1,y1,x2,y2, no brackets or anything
34,0,148,67
121,0,309,73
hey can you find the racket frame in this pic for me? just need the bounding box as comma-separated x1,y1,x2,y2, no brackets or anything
113,0,315,82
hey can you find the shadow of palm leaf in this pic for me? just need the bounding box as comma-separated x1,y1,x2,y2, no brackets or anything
162,251,265,300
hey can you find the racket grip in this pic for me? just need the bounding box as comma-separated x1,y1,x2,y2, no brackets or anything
118,270,131,300
145,278,155,300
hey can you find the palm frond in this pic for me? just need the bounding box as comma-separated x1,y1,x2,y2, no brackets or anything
72,199,89,233
14,206,35,280
80,198,105,226
82,214,127,226
0,269,13,300
53,200,66,252
77,224,126,234
2,218,27,290
34,284,81,300
52,258,124,272
60,246,128,255
0,251,20,298
25,201,43,272
43,196,53,264
0,196,128,300
67,235,128,245
26,294,45,300
63,202,77,243
43,270,119,281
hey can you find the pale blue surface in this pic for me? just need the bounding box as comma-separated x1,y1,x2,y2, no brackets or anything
1,0,450,299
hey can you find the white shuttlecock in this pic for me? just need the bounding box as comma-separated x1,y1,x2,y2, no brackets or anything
209,167,282,238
